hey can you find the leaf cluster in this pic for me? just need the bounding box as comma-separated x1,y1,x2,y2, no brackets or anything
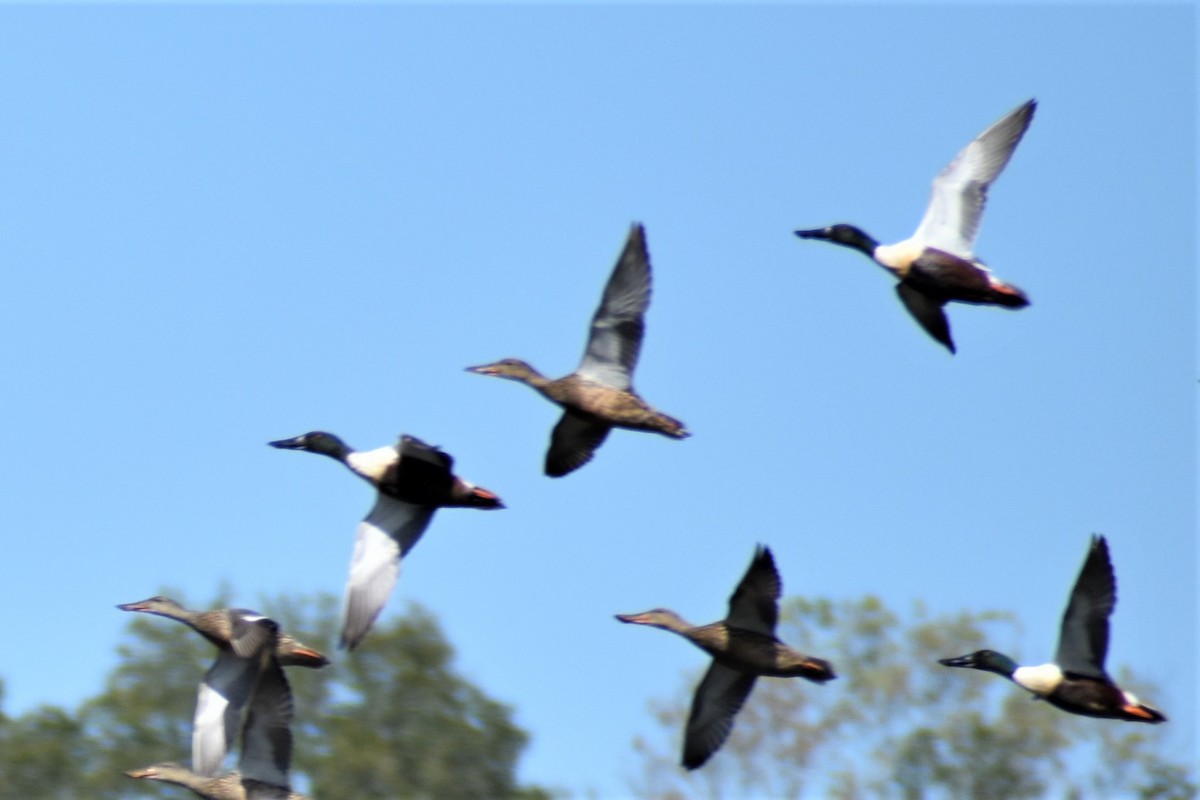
0,590,552,800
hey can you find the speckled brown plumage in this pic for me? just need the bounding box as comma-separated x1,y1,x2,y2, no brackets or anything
467,223,688,476
123,763,308,800
617,546,834,770
116,596,329,668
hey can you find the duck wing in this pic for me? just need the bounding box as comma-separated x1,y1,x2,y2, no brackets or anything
340,494,435,650
576,223,651,391
193,644,268,776
1055,535,1116,679
388,434,456,504
242,782,295,800
725,545,782,636
239,654,294,796
896,283,956,353
545,411,612,477
682,661,758,770
226,610,277,659
911,99,1036,259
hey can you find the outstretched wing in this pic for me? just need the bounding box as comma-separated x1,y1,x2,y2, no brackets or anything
239,655,294,795
576,223,652,390
545,411,612,478
1055,535,1116,679
911,99,1036,258
340,494,434,649
682,661,758,770
193,649,262,776
725,545,781,636
896,283,955,354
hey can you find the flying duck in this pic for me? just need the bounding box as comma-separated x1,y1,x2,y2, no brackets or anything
616,545,835,769
795,99,1035,353
116,599,322,778
124,621,305,799
268,431,503,650
124,763,248,799
466,223,688,477
116,596,329,668
939,535,1166,723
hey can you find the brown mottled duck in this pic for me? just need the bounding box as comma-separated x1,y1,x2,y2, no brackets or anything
124,623,305,799
116,596,329,668
467,223,688,477
123,613,303,793
617,545,835,769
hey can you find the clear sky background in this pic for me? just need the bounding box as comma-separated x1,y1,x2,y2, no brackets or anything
0,4,1193,798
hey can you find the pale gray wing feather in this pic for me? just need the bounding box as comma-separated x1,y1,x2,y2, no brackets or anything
193,651,261,777
725,545,781,636
227,611,274,659
340,494,434,649
682,661,758,770
912,100,1036,258
239,657,294,794
576,223,651,390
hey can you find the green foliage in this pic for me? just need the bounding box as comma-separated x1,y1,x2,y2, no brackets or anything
631,595,1195,800
0,590,550,800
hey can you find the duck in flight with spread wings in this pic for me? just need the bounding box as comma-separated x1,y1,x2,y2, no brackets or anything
269,432,503,650
467,223,688,477
117,598,325,780
617,545,835,769
939,535,1166,723
796,99,1035,353
124,612,307,798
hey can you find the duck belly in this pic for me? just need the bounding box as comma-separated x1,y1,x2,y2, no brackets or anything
908,251,1028,307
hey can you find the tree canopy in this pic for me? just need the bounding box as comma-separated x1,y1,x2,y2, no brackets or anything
631,595,1195,800
0,591,550,800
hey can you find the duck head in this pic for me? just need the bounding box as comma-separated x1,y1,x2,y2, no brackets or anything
615,608,690,632
268,431,351,460
123,762,187,782
116,595,182,614
938,649,1019,678
465,358,544,383
795,224,879,257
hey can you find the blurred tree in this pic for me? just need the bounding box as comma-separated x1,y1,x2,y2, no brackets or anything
0,680,93,799
0,591,551,800
630,596,1195,800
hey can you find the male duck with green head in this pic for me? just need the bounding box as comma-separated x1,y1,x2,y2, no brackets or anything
796,99,1035,353
269,431,503,651
940,535,1166,723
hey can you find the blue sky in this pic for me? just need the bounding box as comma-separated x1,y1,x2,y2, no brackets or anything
0,3,1193,797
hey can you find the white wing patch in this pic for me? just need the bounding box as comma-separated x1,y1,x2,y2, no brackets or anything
194,651,262,776
339,494,434,649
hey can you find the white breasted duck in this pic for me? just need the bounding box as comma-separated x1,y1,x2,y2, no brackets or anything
796,99,1035,353
939,535,1166,723
616,545,835,770
269,431,503,650
467,223,688,477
